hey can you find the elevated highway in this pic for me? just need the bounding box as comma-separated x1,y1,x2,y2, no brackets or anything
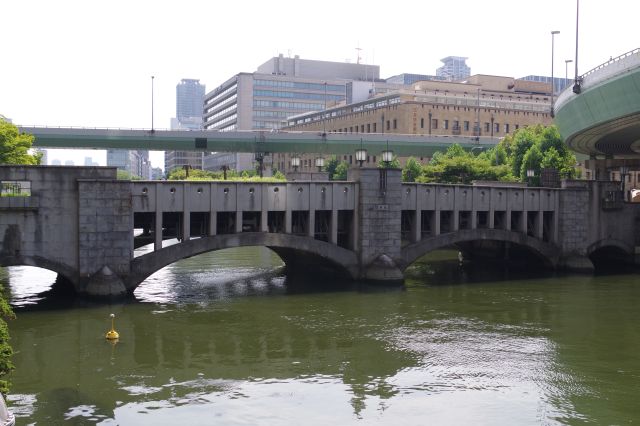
18,126,497,157
554,48,640,159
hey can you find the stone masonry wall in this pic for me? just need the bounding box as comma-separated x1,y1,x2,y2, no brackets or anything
349,168,402,268
557,181,590,255
78,180,133,278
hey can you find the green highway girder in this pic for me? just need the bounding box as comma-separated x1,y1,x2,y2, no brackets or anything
554,60,640,156
20,127,500,158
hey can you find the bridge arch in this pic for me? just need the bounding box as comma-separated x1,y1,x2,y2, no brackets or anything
399,229,561,270
126,232,359,292
0,255,78,286
586,238,635,268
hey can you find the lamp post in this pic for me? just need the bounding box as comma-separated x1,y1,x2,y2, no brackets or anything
565,59,573,89
550,30,560,117
527,168,535,187
355,138,367,167
151,75,155,133
381,140,393,168
573,0,581,94
290,155,301,172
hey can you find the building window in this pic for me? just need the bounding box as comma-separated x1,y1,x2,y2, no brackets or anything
393,119,397,129
464,121,469,131
367,123,370,133
420,118,424,128
504,123,510,133
349,126,353,133
444,120,449,130
515,124,520,130
484,122,490,132
373,123,377,132
386,120,390,131
361,125,365,133
494,123,500,133
453,120,459,129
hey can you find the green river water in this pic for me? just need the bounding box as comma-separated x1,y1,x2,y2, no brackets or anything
2,247,640,425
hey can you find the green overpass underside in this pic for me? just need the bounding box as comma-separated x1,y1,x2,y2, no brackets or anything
19,127,498,157
554,49,640,158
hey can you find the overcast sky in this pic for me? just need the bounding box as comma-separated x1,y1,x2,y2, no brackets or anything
1,0,637,168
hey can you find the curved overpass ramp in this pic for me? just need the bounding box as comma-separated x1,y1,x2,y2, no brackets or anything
554,49,640,158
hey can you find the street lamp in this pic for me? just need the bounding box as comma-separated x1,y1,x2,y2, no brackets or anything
573,0,582,94
290,155,301,172
565,59,573,89
381,140,393,167
355,138,367,167
527,168,535,186
550,30,560,117
151,75,155,133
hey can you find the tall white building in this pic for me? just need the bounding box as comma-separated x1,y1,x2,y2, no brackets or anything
202,54,378,172
165,79,206,174
436,56,471,81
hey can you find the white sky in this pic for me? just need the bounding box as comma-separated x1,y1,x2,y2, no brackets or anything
1,0,638,169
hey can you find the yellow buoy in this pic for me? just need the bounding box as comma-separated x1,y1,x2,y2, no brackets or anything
105,313,120,340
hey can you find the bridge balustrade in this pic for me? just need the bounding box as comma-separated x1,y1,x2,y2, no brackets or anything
131,181,357,250
400,183,560,244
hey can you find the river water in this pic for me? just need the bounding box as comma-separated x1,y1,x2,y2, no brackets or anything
2,247,640,425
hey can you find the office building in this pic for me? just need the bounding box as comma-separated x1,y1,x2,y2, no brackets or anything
202,54,377,172
436,56,471,81
519,75,571,95
165,79,206,173
107,149,150,179
284,74,553,171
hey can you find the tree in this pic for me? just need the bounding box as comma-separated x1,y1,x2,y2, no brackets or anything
499,124,577,181
0,119,41,165
402,157,423,182
332,162,349,180
0,287,14,395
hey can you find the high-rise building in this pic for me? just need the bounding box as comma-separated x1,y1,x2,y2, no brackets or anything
519,75,570,95
202,54,377,172
107,149,150,179
436,56,471,81
176,79,206,120
165,79,206,173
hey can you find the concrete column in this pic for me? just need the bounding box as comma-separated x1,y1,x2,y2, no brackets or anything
154,183,163,250
506,206,512,231
471,209,477,229
453,209,460,231
434,210,441,235
330,209,338,244
209,182,217,236
261,185,269,232
285,183,292,234
182,182,191,241
351,183,360,250
235,211,243,233
412,210,421,242
308,183,316,238
537,209,544,239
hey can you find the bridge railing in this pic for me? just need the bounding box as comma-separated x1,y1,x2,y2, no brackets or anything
556,48,640,109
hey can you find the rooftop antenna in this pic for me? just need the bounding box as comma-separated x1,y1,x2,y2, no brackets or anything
356,46,362,64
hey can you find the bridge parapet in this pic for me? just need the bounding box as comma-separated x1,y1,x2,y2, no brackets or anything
400,182,560,244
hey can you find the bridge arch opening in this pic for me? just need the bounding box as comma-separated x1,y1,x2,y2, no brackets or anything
588,241,635,272
128,233,359,294
401,229,560,281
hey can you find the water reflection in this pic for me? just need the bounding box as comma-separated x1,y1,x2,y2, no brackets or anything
3,249,640,424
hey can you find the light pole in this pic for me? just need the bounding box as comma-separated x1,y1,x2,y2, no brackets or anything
550,30,560,117
151,75,155,133
573,0,581,94
565,59,573,89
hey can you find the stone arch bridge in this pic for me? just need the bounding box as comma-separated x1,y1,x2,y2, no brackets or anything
0,166,636,297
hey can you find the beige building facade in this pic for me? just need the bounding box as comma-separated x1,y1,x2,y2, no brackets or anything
279,75,553,173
